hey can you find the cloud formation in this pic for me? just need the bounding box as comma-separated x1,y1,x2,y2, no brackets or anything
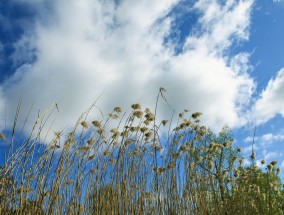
245,132,284,145
253,68,284,124
0,0,256,137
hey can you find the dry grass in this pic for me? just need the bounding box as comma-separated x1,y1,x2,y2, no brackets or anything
0,90,283,214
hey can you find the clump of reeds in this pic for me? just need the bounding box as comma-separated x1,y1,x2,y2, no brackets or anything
0,89,283,214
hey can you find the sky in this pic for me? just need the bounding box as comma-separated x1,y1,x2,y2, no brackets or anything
0,0,284,177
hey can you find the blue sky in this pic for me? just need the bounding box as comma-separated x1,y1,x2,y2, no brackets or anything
0,0,284,177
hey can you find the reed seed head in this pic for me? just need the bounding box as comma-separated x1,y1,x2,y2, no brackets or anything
145,112,155,121
103,150,111,156
270,160,277,166
131,103,141,110
113,106,122,113
80,121,89,128
92,120,101,127
196,156,203,163
0,133,6,140
192,112,202,119
133,110,143,118
267,164,273,171
161,120,168,126
250,152,256,160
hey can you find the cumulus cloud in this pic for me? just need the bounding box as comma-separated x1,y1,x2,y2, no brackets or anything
0,0,256,139
253,68,284,124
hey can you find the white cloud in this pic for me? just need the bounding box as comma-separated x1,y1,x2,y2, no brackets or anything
253,68,284,124
0,0,255,139
263,150,279,160
245,132,284,146
187,0,253,54
11,33,37,67
273,0,284,3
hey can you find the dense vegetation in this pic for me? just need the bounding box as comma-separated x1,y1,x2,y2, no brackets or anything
0,91,283,214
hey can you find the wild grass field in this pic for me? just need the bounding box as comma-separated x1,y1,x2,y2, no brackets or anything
0,90,283,214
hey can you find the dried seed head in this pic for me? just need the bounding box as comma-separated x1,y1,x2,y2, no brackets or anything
167,162,175,169
140,127,148,133
270,160,277,166
80,121,89,128
143,120,150,125
121,130,129,137
131,103,141,110
145,131,153,138
191,112,202,119
103,150,111,156
267,164,273,171
159,167,166,173
92,120,101,127
156,145,163,152
113,106,122,113
0,133,6,140
223,142,229,148
133,110,143,118
196,156,203,163
261,160,266,164
250,152,256,160
124,139,131,145
110,128,118,133
88,155,95,160
97,128,104,135
108,113,119,119
153,167,159,172
161,120,168,126
110,158,116,163
237,148,242,153
199,126,206,135
112,131,120,139
145,112,155,121
87,139,95,145
190,162,196,169
129,126,138,132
